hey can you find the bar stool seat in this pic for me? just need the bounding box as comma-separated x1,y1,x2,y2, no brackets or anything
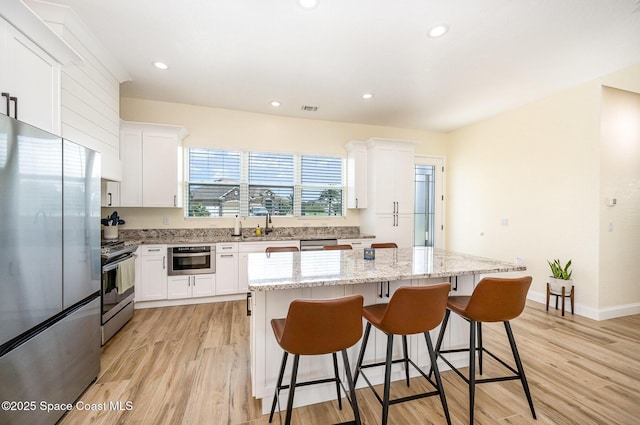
354,283,452,425
269,295,364,425
434,276,536,424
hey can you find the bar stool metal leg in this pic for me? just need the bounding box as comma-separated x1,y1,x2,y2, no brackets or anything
504,321,537,419
477,322,483,375
402,335,410,386
469,320,477,425
284,355,300,425
382,333,394,425
353,322,372,385
425,331,452,425
269,352,289,423
332,352,342,410
341,349,362,425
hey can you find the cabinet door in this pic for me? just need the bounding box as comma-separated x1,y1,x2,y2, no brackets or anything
101,181,120,207
4,21,60,133
167,275,191,300
120,128,143,206
238,252,249,293
192,274,216,298
216,253,239,295
137,253,168,301
347,144,367,209
371,145,396,215
394,147,415,215
142,132,179,207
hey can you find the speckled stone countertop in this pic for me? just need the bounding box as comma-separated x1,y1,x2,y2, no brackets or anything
110,226,373,245
247,247,526,291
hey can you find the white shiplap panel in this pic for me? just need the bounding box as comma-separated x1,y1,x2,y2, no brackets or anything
61,105,118,150
61,79,119,138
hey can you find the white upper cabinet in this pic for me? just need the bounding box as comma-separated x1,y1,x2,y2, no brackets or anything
120,121,187,208
0,16,61,133
345,141,367,209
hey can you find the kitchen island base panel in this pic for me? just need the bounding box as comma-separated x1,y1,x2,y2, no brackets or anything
251,276,476,414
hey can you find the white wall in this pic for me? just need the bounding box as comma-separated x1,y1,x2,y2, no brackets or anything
117,97,448,229
446,63,640,318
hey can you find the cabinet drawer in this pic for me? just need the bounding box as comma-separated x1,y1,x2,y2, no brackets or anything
139,245,167,256
216,242,239,253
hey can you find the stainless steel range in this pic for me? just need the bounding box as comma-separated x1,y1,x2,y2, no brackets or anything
101,241,137,345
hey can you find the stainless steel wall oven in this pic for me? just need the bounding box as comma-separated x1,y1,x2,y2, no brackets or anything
168,245,216,275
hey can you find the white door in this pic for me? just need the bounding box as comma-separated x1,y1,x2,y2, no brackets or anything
414,156,445,249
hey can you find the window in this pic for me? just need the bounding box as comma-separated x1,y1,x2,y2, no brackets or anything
248,153,294,216
300,155,343,216
187,148,241,217
186,148,345,218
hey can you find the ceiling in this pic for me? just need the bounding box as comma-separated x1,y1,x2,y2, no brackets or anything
40,0,640,132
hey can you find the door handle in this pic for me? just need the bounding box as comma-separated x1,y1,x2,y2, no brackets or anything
1,93,9,116
9,97,17,119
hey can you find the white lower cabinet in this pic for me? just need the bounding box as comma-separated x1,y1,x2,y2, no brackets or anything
216,242,239,295
136,245,168,301
168,274,215,299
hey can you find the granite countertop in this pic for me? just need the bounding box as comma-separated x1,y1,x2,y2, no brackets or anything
110,226,374,246
247,247,526,291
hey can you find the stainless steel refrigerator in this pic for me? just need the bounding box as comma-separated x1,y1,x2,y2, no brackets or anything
0,114,101,425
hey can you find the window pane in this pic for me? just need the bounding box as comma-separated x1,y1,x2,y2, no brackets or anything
188,183,240,217
301,155,343,185
248,185,293,216
189,148,240,183
301,188,343,216
249,152,294,184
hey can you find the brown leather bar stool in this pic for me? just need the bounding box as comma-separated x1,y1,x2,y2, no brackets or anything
433,276,536,424
323,244,352,250
370,242,398,249
269,295,364,425
354,283,452,425
265,246,299,253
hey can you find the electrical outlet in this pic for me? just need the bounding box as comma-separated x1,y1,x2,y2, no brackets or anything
162,216,169,225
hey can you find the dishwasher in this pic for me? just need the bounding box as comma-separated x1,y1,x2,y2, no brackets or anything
299,239,337,251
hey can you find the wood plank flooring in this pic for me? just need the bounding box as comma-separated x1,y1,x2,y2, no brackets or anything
59,300,640,425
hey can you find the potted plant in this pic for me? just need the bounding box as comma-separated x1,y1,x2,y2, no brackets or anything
547,259,573,293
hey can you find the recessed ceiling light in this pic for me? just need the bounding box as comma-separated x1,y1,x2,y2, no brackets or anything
298,0,318,9
428,24,449,38
153,61,169,70
271,101,281,107
362,93,374,100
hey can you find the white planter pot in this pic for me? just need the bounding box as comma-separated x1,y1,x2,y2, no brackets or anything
548,277,573,294
103,225,119,239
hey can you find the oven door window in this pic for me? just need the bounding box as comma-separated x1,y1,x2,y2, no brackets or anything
172,254,211,271
102,262,134,316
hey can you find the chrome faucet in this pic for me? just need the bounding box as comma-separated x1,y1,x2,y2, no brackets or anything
265,211,273,234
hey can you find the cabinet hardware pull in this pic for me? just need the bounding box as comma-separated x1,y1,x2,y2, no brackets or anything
149,248,160,252
107,193,112,206
163,256,166,269
379,282,383,298
355,198,358,208
222,246,233,249
9,97,17,119
246,292,252,316
220,254,234,257
1,93,9,116
386,281,390,297
173,195,177,207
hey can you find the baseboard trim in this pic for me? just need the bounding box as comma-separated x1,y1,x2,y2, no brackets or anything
528,291,640,321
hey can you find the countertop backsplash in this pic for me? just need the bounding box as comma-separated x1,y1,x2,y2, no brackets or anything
115,226,371,245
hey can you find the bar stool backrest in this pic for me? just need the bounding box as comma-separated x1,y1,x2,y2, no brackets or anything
371,243,398,249
379,283,451,335
278,295,364,355
465,276,532,322
265,246,299,253
323,244,353,250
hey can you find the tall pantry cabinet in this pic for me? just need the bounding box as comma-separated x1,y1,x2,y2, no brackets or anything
359,138,416,248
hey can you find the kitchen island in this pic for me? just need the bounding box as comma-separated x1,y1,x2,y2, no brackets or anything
247,247,526,413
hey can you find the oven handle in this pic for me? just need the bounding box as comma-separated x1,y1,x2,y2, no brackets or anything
171,252,211,258
102,254,137,273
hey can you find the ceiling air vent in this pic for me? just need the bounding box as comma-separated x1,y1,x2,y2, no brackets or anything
301,105,318,112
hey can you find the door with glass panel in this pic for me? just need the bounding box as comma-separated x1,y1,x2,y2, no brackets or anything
414,156,444,248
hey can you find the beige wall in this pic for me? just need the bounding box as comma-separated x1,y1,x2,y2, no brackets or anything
599,86,640,313
115,98,447,229
446,64,640,318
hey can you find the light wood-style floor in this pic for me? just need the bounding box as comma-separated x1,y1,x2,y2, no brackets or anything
60,300,640,425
